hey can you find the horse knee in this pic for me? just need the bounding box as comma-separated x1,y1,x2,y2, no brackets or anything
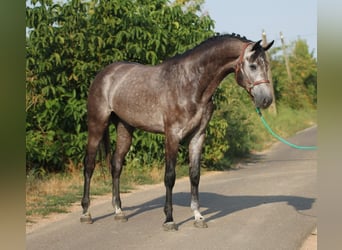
164,169,176,188
110,156,124,178
84,151,96,170
189,167,200,186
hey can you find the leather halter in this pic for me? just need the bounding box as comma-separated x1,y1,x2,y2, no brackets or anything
235,42,270,95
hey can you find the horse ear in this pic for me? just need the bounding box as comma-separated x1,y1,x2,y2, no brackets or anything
263,40,274,51
252,40,262,51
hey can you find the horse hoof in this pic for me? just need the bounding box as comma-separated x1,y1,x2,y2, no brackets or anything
80,213,93,224
114,213,128,222
163,222,178,231
194,219,208,228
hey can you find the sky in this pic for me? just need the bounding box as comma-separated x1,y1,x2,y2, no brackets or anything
203,0,317,56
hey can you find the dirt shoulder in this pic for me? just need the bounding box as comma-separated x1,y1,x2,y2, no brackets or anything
300,227,317,250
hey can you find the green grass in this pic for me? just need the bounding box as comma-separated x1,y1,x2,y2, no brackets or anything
27,194,78,216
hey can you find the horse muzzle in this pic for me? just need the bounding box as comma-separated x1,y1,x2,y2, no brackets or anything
250,83,273,109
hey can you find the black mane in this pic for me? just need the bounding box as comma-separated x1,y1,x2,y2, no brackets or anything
165,33,252,63
203,33,251,44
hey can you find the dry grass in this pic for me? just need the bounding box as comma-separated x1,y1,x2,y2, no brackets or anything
149,166,164,183
26,163,105,223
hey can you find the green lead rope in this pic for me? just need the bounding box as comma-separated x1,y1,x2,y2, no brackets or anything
256,108,317,150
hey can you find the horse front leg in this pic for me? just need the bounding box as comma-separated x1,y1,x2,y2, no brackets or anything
189,132,208,228
111,121,134,222
163,133,180,231
189,101,214,228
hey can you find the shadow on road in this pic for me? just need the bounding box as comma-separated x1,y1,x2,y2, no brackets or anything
92,192,316,227
241,152,317,165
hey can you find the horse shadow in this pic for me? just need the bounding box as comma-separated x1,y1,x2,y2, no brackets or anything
96,192,315,226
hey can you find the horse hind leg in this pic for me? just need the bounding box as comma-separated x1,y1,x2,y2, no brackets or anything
80,113,110,224
111,120,134,222
162,131,180,231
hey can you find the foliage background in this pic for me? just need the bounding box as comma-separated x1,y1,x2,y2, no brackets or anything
26,0,317,176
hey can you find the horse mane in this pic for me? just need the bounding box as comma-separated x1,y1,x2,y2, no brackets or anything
164,33,252,63
201,33,252,45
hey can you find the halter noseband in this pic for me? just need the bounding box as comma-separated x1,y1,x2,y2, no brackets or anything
235,42,270,95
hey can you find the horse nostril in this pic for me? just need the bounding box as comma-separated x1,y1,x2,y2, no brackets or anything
263,97,272,108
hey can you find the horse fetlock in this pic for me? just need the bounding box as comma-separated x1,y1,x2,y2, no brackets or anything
193,210,203,220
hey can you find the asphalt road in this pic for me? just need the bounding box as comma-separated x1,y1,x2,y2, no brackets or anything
26,126,317,250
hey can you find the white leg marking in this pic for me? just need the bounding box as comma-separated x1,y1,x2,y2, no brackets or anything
191,200,204,220
194,210,204,221
115,207,122,214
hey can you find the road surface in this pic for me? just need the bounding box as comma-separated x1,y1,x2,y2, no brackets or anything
27,126,317,250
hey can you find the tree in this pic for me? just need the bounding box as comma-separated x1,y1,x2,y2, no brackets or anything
269,38,317,109
290,39,317,106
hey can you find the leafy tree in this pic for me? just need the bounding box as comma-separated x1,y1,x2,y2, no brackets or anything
290,39,317,106
270,39,317,109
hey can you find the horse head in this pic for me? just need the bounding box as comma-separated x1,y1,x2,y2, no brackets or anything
235,40,274,109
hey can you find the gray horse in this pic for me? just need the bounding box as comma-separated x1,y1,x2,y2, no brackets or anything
80,34,274,231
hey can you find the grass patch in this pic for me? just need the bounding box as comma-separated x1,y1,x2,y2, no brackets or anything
27,194,77,216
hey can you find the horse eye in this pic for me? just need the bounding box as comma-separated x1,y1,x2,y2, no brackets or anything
249,64,257,71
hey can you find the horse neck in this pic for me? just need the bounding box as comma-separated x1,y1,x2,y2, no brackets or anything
185,39,247,103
